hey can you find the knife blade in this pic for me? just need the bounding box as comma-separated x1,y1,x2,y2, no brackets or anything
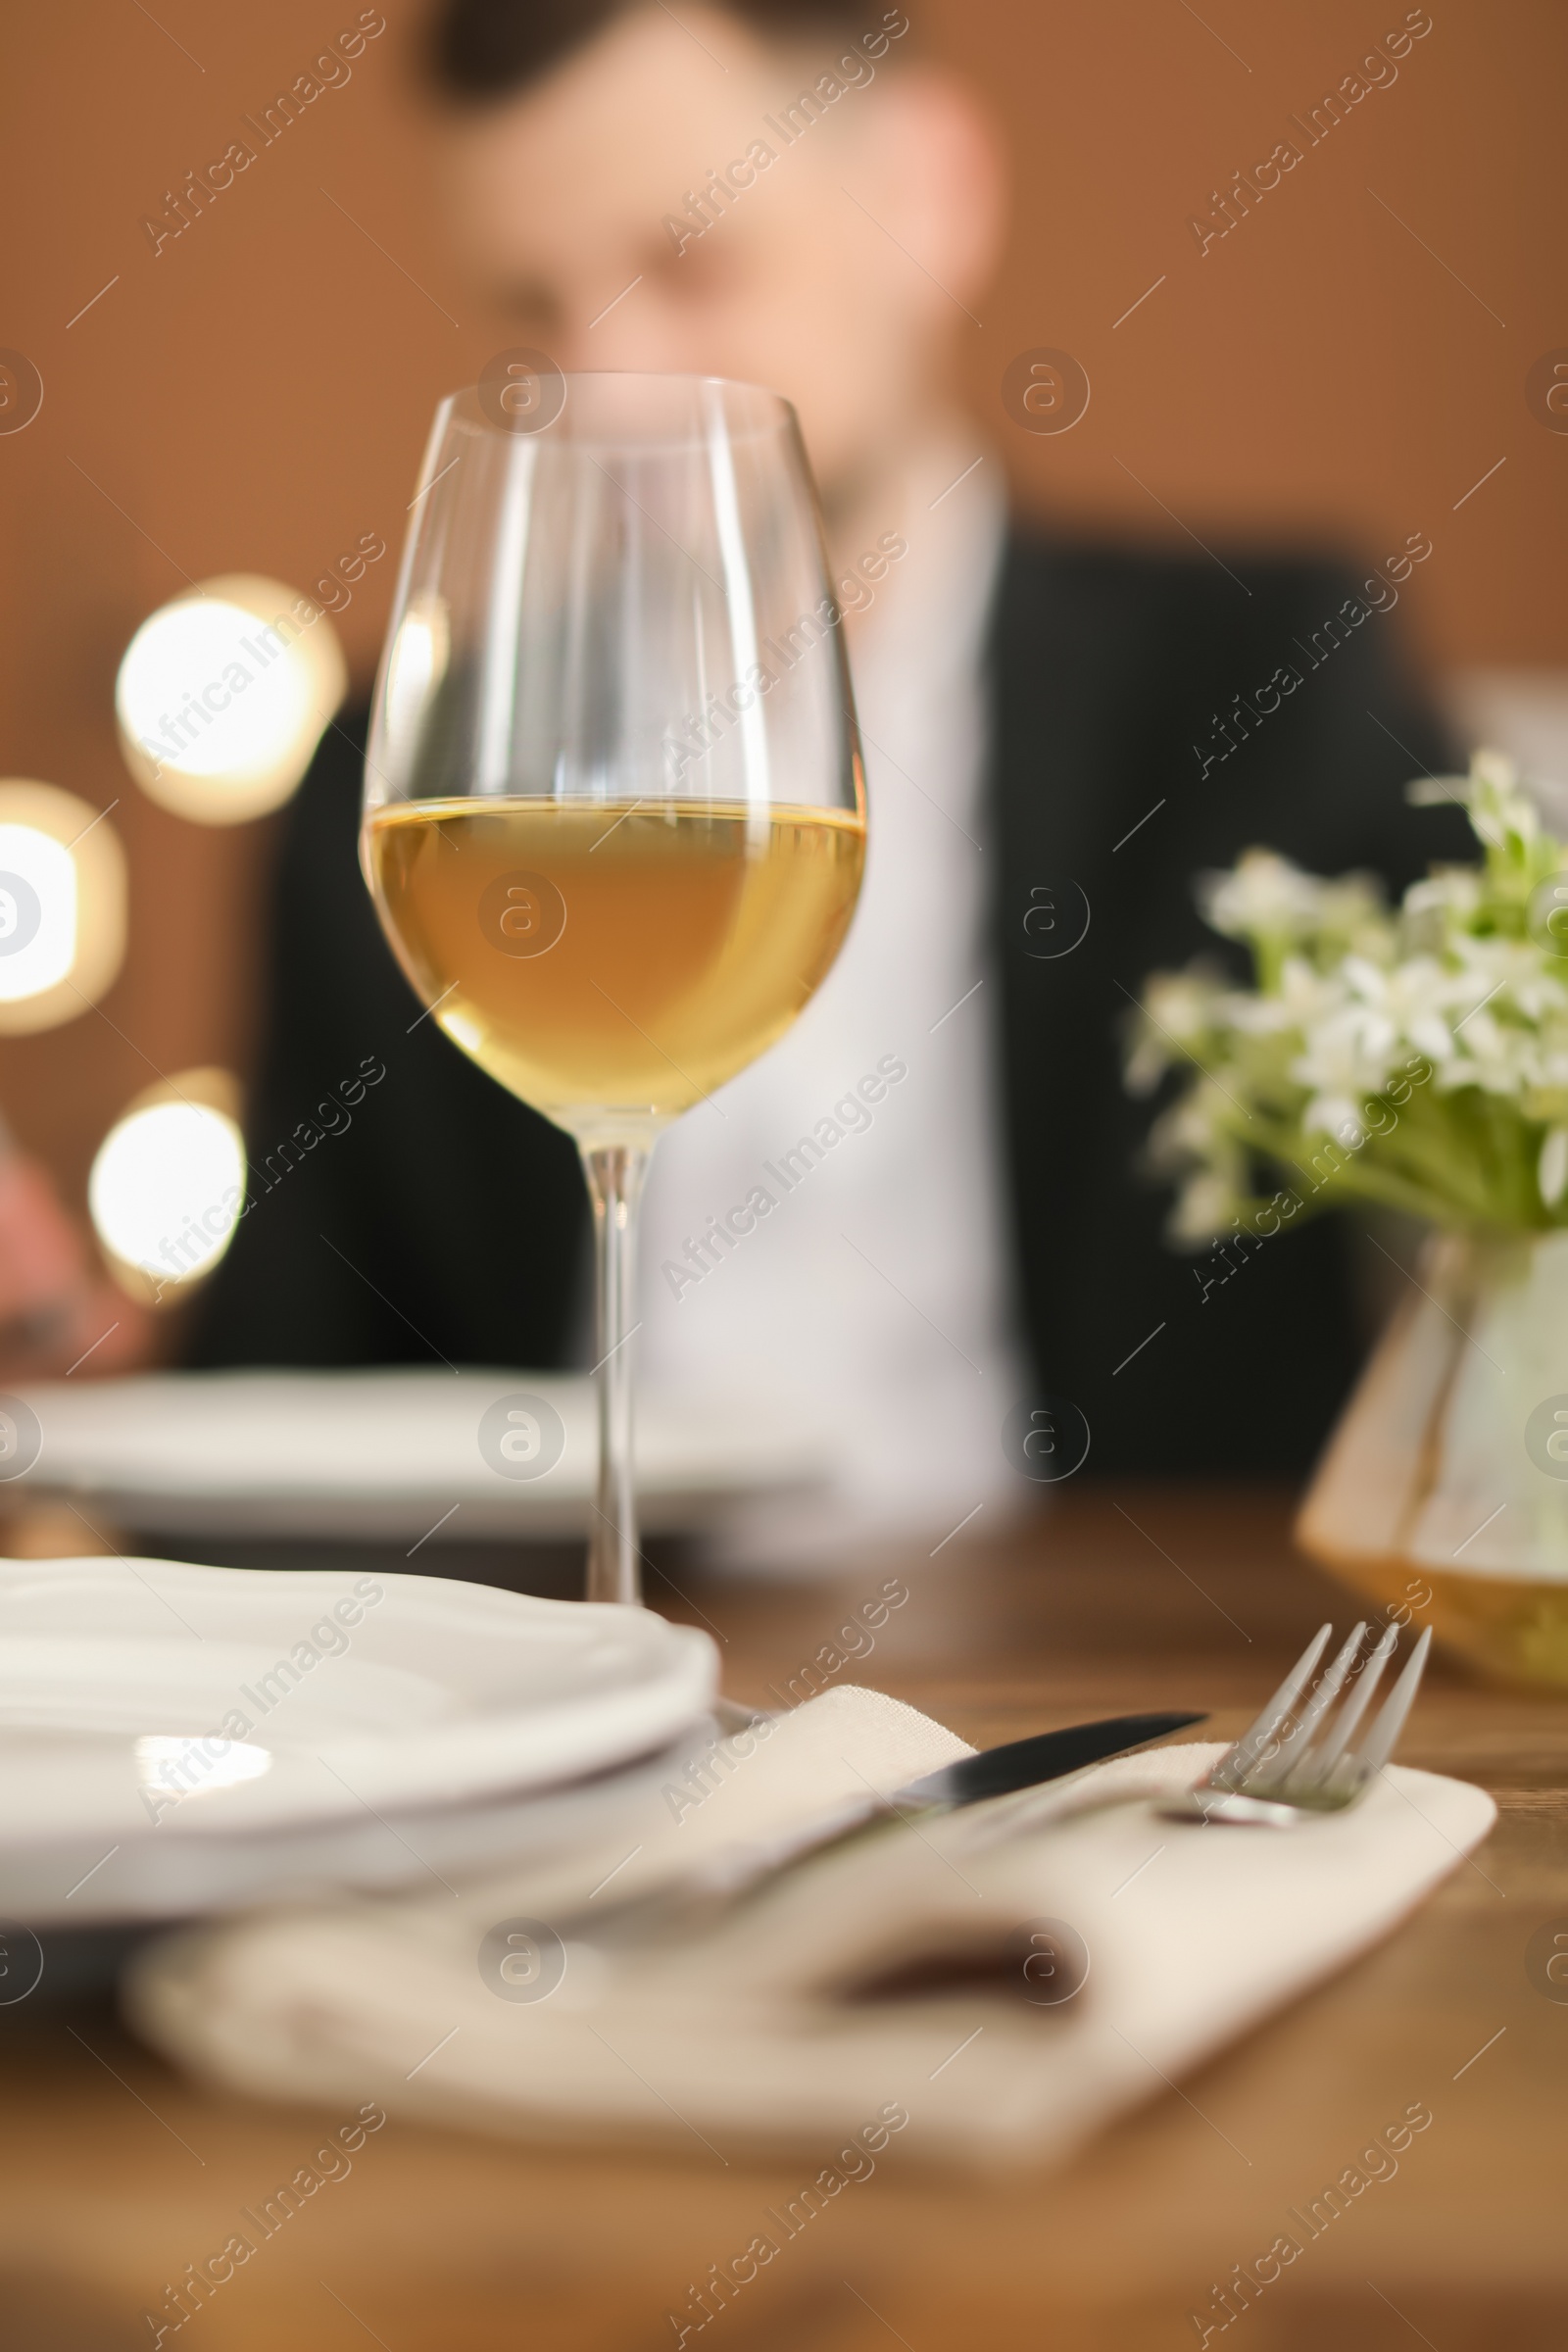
897,1710,1206,1809
595,1707,1208,1931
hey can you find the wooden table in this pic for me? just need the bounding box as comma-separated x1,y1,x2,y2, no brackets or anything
3,1487,1565,2352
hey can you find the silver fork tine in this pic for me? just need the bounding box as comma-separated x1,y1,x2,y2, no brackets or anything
1239,1623,1333,1745
1270,1623,1368,1774
1215,1623,1332,1787
1354,1626,1433,1774
1303,1623,1398,1782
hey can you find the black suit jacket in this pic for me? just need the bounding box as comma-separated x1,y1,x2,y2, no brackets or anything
190,525,1471,1474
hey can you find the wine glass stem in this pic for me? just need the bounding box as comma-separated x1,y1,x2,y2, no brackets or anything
581,1141,650,1607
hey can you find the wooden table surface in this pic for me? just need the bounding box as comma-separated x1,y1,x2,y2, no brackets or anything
3,1486,1566,2352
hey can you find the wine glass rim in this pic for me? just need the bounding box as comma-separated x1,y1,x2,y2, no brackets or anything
440,369,803,449
474,368,788,390
451,367,795,395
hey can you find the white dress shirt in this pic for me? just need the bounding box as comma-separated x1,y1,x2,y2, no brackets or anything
636,438,1026,1563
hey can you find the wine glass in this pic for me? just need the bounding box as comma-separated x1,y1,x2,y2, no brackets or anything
362,370,865,1605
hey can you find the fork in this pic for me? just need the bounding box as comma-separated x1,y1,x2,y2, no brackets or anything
1159,1620,1433,1827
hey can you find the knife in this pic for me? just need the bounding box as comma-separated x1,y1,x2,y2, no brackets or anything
595,1708,1206,1931
898,1711,1205,1809
735,1708,1207,1874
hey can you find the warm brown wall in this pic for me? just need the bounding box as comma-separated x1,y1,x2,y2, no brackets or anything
0,0,1560,1236
967,0,1563,646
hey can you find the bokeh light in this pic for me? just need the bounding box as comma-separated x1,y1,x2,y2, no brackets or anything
0,827,74,999
115,573,347,824
0,779,126,1035
88,1070,247,1305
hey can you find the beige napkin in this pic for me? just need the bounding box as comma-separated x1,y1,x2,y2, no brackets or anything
129,1689,1494,2173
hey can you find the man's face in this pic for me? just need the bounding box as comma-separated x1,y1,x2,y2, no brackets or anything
441,7,985,507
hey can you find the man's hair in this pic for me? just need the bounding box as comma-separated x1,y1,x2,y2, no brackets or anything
430,0,878,103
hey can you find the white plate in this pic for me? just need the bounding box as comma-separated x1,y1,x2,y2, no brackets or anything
3,1368,829,1541
1,1717,726,1929
0,1557,717,1859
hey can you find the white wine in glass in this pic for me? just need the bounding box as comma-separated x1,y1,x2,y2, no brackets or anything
363,371,865,1605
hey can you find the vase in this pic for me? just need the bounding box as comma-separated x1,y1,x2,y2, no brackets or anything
1297,1226,1568,1689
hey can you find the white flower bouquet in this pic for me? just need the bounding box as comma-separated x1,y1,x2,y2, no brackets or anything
1128,753,1568,1247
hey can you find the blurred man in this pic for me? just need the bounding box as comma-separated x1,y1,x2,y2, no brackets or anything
140,3,1474,1542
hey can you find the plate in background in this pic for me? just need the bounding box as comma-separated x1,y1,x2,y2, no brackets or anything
1,1367,831,1541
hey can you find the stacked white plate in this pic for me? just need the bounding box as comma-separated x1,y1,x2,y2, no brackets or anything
0,1556,719,1927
